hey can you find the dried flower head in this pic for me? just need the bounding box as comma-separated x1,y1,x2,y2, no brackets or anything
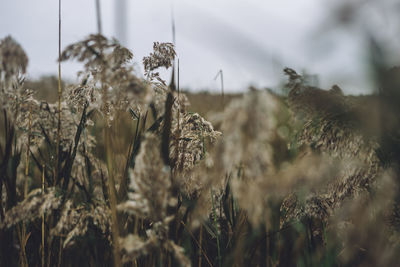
171,112,221,196
118,132,190,265
66,83,100,111
118,133,173,222
0,187,62,229
61,34,148,124
51,200,111,248
60,34,132,71
0,36,28,84
143,42,176,84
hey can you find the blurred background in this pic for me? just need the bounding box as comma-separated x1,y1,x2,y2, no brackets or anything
1,0,400,94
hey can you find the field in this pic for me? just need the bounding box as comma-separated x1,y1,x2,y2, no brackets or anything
1,7,400,267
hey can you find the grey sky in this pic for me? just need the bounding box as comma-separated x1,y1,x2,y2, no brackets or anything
1,0,397,94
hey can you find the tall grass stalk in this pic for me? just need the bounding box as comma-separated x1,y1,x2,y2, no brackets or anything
24,106,32,197
214,69,225,109
102,75,121,267
177,59,180,129
171,5,176,46
41,164,45,267
120,110,141,200
211,188,222,267
105,135,121,267
18,105,32,267
199,225,203,267
181,221,213,267
95,0,102,34
18,226,30,267
55,0,62,184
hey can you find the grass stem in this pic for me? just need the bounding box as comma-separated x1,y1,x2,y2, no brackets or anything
41,164,45,267
55,0,62,185
95,0,102,34
211,189,222,267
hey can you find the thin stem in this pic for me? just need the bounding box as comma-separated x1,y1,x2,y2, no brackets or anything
41,164,45,267
176,59,180,136
57,238,63,267
177,58,180,94
95,0,102,34
180,221,213,267
214,70,225,109
199,225,203,267
55,0,62,184
102,71,121,267
19,105,32,267
16,224,28,267
24,106,32,197
211,189,222,267
266,225,270,267
105,128,121,267
171,4,176,46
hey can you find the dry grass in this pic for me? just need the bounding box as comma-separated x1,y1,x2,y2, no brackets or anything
1,25,400,267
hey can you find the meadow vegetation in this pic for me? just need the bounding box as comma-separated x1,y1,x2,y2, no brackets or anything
1,22,400,267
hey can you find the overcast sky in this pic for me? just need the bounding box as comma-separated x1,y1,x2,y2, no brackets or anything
1,0,397,94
